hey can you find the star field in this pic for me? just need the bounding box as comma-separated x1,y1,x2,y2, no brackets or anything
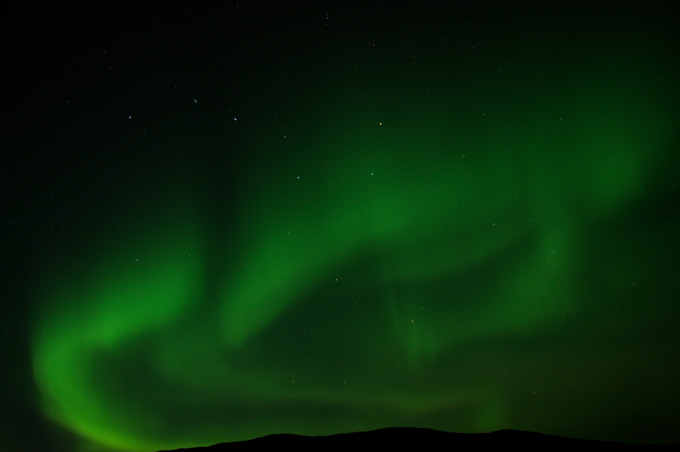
3,3,680,452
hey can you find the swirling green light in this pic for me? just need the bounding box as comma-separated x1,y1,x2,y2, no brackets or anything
31,56,677,451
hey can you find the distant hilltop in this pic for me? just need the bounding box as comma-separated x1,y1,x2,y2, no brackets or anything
157,427,679,452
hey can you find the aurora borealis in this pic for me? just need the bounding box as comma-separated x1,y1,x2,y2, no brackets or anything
3,3,680,451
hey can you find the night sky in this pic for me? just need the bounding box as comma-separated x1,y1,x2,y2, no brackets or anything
3,3,680,451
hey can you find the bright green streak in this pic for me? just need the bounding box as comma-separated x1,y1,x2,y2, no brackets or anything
32,53,678,451
32,214,206,451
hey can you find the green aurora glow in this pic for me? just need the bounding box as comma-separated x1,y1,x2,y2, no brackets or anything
6,5,680,452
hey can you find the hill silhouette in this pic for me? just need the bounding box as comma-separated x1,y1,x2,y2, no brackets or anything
157,427,677,452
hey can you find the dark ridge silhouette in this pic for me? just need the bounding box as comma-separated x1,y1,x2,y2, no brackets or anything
157,427,678,452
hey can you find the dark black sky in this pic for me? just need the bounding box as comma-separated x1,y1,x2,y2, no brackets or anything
3,3,680,452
